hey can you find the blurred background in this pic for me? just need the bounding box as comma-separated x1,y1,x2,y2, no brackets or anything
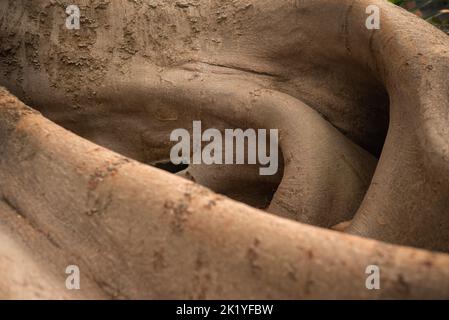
390,0,449,34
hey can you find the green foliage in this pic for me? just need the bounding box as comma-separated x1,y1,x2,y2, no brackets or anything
390,0,405,5
389,0,449,34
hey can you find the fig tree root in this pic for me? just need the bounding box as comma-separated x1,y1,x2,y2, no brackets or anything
0,0,449,298
1,87,449,299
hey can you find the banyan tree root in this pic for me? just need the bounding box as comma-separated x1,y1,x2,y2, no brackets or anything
0,0,449,298
1,87,449,299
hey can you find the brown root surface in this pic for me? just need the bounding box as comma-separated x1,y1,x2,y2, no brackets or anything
0,0,449,298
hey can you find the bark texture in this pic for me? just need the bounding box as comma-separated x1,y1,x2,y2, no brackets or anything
0,0,449,298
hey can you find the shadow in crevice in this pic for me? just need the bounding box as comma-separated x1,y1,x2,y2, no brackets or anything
154,160,188,174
